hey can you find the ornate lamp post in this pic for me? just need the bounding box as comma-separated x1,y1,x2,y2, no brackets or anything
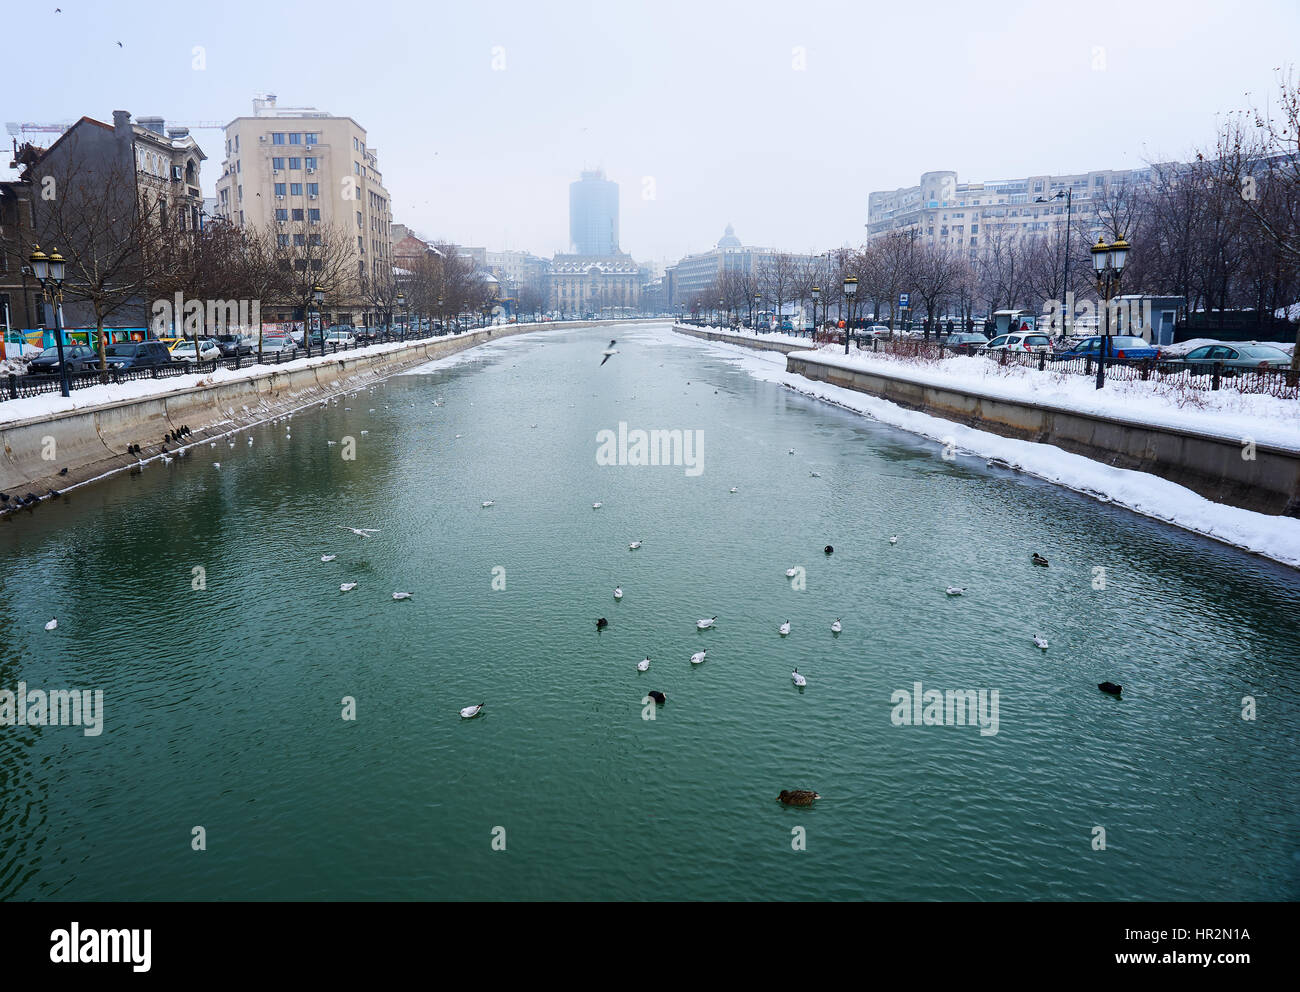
307,284,324,356
437,298,444,335
396,293,406,340
753,293,761,332
1090,237,1130,389
811,286,821,340
30,247,72,396
843,275,858,355
1036,187,1074,339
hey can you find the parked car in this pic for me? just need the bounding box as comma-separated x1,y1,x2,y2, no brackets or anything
215,333,253,357
259,333,296,354
323,329,356,348
353,326,379,345
864,324,893,340
26,344,98,375
170,338,222,363
982,331,1054,353
1052,335,1161,361
101,340,176,370
1169,343,1291,375
945,332,990,354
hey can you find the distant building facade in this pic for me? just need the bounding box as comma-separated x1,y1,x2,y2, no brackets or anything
664,225,815,307
569,168,619,255
549,254,641,315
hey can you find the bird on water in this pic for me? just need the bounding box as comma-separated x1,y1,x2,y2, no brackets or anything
777,790,820,806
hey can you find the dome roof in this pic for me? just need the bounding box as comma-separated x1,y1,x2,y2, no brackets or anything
716,223,741,248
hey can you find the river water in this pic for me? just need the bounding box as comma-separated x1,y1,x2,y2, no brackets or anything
1,321,1296,900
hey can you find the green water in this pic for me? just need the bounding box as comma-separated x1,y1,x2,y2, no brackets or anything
1,322,1297,901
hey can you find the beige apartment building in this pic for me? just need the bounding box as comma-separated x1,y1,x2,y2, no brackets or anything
213,94,394,322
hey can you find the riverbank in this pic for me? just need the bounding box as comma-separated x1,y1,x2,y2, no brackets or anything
0,319,637,502
664,324,1300,568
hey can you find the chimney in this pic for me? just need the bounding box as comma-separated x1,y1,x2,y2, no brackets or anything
113,110,132,134
167,127,190,139
137,116,166,135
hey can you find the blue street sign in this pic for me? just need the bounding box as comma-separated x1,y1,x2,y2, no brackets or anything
899,293,910,308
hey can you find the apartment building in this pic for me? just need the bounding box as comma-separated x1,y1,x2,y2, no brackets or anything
664,225,815,308
213,94,394,317
866,166,1165,257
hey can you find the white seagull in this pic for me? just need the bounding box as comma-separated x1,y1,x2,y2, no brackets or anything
460,703,484,719
614,586,623,600
785,567,798,578
599,339,618,365
831,618,842,633
213,462,221,469
637,658,650,672
44,618,57,631
592,501,602,509
889,535,898,545
481,500,495,508
691,650,707,665
729,487,738,493
393,592,413,601
779,620,791,636
1033,635,1049,650
946,586,965,596
629,539,643,550
792,668,807,687
320,554,337,562
696,616,717,629
338,526,379,537
340,582,357,592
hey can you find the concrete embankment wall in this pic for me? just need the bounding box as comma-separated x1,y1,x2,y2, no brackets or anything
670,323,810,355
785,352,1300,517
0,320,630,500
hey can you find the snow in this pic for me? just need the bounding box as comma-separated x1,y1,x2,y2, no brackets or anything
1161,337,1295,358
780,346,1300,452
686,323,815,348
660,325,1300,570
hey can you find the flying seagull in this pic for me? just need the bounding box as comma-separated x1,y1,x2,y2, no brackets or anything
337,526,380,537
600,340,618,366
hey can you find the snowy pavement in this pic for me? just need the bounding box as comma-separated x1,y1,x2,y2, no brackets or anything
659,325,1300,570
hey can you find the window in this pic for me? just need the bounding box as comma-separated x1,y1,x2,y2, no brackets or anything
277,234,289,247
235,135,240,152
293,234,306,246
238,185,243,200
307,183,319,196
353,137,358,150
356,210,363,227
290,183,303,196
239,210,244,225
272,132,286,145
309,233,322,246
274,183,286,196
358,236,364,253
272,157,285,169
292,208,304,221
305,157,316,169
305,133,318,145
354,161,361,174
308,208,320,223
289,133,302,144
275,208,288,221
288,157,301,170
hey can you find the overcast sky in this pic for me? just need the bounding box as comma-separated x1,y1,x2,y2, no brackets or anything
6,0,1297,271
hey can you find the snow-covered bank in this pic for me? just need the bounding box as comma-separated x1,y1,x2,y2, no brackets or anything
784,347,1300,452
660,326,1300,570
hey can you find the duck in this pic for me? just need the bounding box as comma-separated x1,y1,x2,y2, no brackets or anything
889,535,898,545
647,691,667,704
596,617,608,630
44,618,57,631
460,703,484,719
1033,635,1048,650
824,545,833,555
1032,553,1049,567
613,586,623,600
320,554,337,562
779,620,791,636
629,539,643,550
690,650,707,665
1098,682,1122,696
637,658,650,672
791,668,806,686
392,592,413,601
946,586,965,596
777,789,820,806
831,618,842,633
696,616,717,629
339,582,357,592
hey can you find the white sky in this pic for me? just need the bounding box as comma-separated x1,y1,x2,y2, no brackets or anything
5,0,1297,272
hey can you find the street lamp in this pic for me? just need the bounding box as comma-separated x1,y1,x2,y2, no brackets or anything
753,293,761,332
437,298,444,335
30,246,71,397
718,297,725,330
843,275,858,355
811,286,821,340
308,284,324,356
1090,237,1130,389
1035,187,1074,339
396,293,406,340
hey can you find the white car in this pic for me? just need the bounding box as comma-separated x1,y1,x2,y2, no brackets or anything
982,331,1053,353
323,331,356,348
864,324,893,340
259,334,296,354
171,338,222,362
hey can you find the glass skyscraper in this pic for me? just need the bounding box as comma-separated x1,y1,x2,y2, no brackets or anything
569,168,619,255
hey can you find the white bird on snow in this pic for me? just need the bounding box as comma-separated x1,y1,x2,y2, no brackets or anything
320,554,337,562
1033,635,1048,650
637,658,650,672
946,586,965,596
338,526,379,537
44,618,57,631
691,650,707,665
779,620,791,636
792,668,807,687
696,616,717,629
460,702,484,719
340,582,357,592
